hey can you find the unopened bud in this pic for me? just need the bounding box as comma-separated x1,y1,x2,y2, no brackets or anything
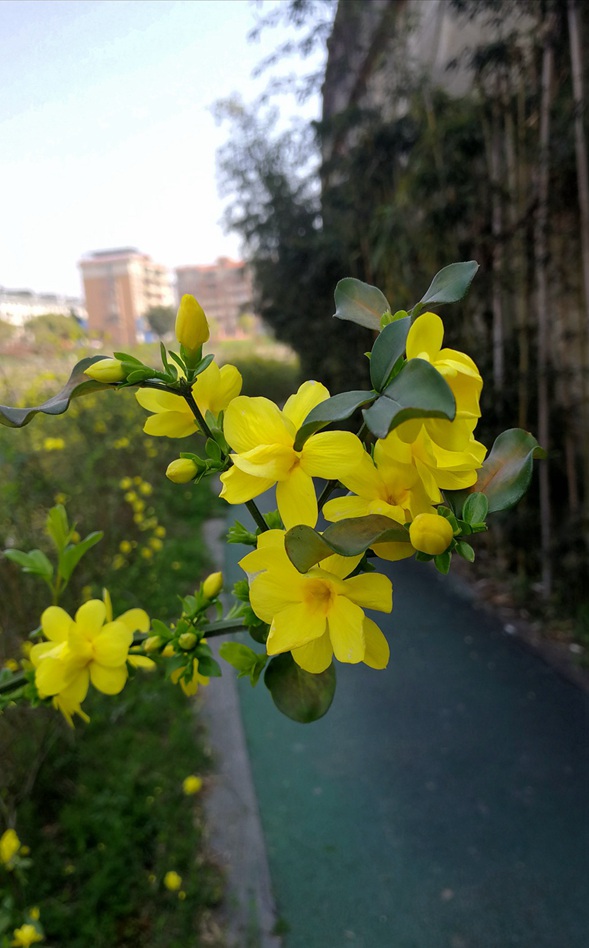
178,632,197,650
166,458,198,484
84,358,126,383
409,513,454,556
202,571,223,600
175,295,210,354
144,636,163,653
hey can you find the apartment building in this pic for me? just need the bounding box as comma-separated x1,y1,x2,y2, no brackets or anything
175,257,253,337
79,248,173,347
0,287,86,326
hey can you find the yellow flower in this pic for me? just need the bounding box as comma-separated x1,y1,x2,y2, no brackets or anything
43,437,65,451
166,458,198,484
175,294,210,353
381,426,486,502
171,660,209,695
406,311,482,418
113,436,130,449
149,537,163,552
119,477,133,490
135,362,242,438
11,924,44,947
119,540,132,554
323,437,434,561
0,828,21,867
409,513,454,555
84,358,126,383
3,658,19,672
54,492,67,504
220,382,365,530
164,870,183,891
30,596,149,726
202,571,223,600
241,530,392,673
182,775,203,795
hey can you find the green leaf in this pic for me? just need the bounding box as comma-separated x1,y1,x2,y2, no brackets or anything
369,317,411,391
333,278,390,329
293,390,375,451
219,642,268,686
456,541,475,562
434,551,452,574
362,359,456,439
411,261,479,318
196,655,222,678
58,532,103,583
0,356,113,428
4,548,53,581
45,504,71,553
285,515,410,573
264,652,336,723
473,428,545,513
462,492,488,524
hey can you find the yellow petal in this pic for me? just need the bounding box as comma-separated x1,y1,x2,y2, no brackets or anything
249,564,305,624
300,431,364,478
337,449,383,497
282,380,330,431
362,617,390,669
291,631,333,673
267,601,327,654
223,396,292,453
127,655,156,669
219,466,275,505
276,466,318,529
117,608,150,635
327,596,365,664
343,572,393,612
231,443,295,480
192,362,242,415
143,410,196,438
75,600,106,639
135,388,185,413
406,311,444,360
90,663,128,695
35,656,74,696
323,495,374,523
92,623,133,666
372,540,415,562
41,605,72,643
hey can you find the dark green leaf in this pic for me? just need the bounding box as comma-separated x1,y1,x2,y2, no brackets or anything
473,428,545,513
333,278,390,329
362,359,456,439
411,261,479,318
293,390,375,451
285,515,409,573
196,655,222,678
369,317,411,391
434,551,452,574
0,357,112,428
456,541,475,562
264,652,336,723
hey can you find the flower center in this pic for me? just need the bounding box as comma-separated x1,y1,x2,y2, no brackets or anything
303,578,335,614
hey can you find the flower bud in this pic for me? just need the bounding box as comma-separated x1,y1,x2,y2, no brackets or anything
143,636,163,653
84,358,126,383
409,513,454,556
178,632,197,650
182,774,203,795
202,571,223,600
166,458,198,484
175,294,210,354
164,870,183,892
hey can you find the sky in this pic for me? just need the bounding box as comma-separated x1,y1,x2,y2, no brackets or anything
0,0,325,297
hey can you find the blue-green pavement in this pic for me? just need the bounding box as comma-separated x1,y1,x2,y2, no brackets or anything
226,536,589,948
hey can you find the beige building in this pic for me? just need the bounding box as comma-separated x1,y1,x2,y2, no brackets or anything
0,287,86,326
175,257,253,337
79,248,173,347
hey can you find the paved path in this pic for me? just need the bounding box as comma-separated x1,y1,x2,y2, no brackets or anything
225,535,589,948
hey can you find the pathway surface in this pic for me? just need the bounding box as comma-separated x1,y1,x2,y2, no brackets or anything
224,535,589,948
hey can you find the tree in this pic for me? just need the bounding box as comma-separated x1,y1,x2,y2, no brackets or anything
144,305,176,340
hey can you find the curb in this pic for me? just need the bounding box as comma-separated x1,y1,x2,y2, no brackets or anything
199,518,281,948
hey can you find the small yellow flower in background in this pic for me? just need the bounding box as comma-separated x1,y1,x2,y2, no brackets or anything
94,420,107,433
119,477,133,490
124,490,137,503
119,540,132,554
113,436,130,449
133,513,144,525
241,529,392,673
29,908,40,922
182,775,203,795
112,554,126,570
220,381,365,530
0,828,21,867
140,547,153,560
11,923,44,947
149,537,163,552
3,658,19,672
43,437,65,451
166,458,198,484
164,870,183,891
202,571,223,600
136,361,242,438
175,294,210,354
178,890,187,900
139,481,153,496
84,357,126,383
409,512,454,555
171,661,209,696
54,492,67,505
154,525,166,538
